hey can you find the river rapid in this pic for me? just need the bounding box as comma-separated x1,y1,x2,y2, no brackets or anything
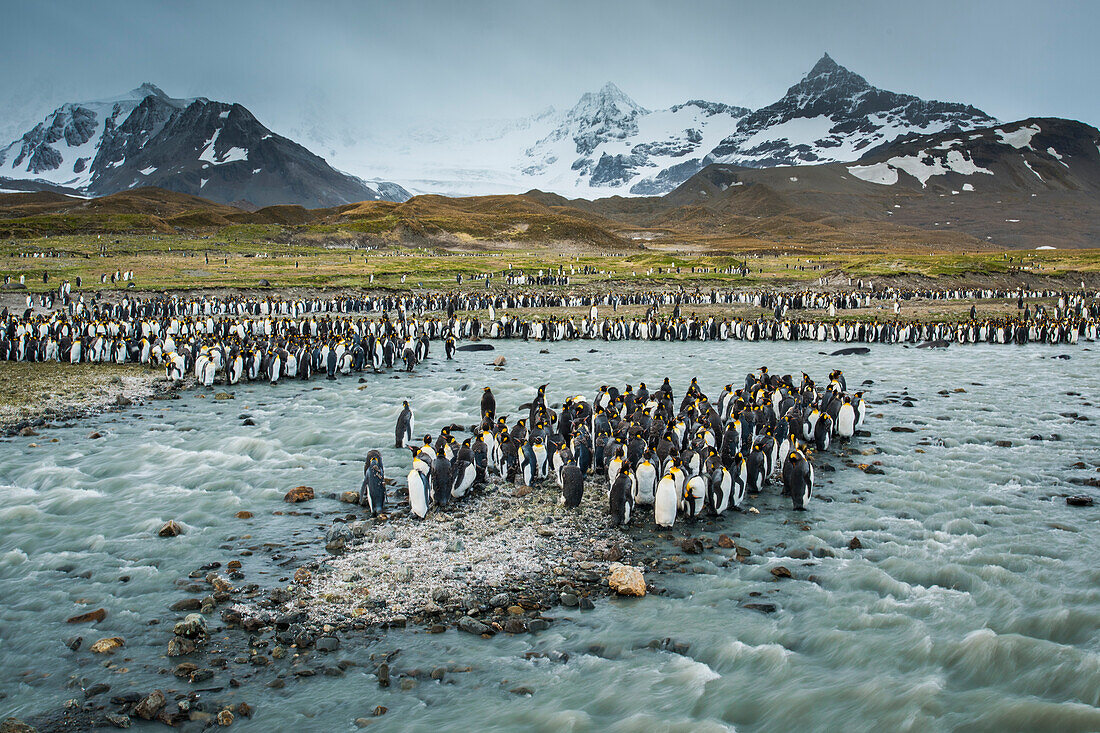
1,340,1098,731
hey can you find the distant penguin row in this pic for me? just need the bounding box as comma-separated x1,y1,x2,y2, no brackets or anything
1,289,1093,381
20,281,1097,323
361,371,869,526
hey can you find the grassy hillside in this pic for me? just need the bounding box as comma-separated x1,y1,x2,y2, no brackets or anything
0,187,636,251
2,230,1098,294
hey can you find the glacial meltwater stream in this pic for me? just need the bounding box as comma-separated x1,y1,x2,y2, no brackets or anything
2,341,1099,731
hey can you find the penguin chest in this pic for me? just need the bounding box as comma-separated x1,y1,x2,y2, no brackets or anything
654,479,677,527
838,406,855,436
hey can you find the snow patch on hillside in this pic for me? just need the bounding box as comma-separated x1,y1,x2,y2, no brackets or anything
848,148,992,187
996,124,1040,150
848,161,899,185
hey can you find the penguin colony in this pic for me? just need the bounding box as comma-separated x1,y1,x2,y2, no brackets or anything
364,368,869,528
1,289,1095,378
12,279,1098,317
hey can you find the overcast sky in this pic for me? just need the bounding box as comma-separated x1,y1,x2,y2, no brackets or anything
2,0,1096,141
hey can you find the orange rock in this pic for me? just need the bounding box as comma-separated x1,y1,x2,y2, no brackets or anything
607,563,646,597
89,636,125,654
67,608,107,624
283,486,315,503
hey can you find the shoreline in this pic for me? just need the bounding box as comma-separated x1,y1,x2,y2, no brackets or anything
0,363,188,436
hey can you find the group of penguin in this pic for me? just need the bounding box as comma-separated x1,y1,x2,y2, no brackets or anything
362,368,869,527
21,280,1094,321
0,307,451,382
2,300,1092,380
173,332,436,386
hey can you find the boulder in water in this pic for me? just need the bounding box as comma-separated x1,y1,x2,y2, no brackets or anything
158,520,183,537
284,486,315,503
607,563,646,596
174,613,208,639
89,636,125,654
742,602,778,614
134,690,166,721
66,607,106,624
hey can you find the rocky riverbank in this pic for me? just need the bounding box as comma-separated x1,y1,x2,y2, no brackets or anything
240,475,641,636
0,363,186,436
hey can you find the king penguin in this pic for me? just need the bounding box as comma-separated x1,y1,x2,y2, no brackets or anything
481,386,496,423
782,445,814,510
561,463,584,508
395,400,414,448
361,450,386,515
837,396,856,440
654,470,678,528
408,468,429,519
609,468,634,526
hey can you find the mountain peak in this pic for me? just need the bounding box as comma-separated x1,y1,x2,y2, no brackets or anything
802,52,867,88
129,82,169,101
572,82,648,117
783,53,871,103
705,51,996,171
0,84,409,207
808,53,839,77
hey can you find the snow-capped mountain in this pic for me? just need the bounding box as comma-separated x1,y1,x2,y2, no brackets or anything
0,83,175,190
0,55,1009,204
309,54,994,199
0,84,409,208
702,53,997,169
660,117,1100,249
518,84,750,196
845,117,1100,192
292,54,997,199
290,84,748,199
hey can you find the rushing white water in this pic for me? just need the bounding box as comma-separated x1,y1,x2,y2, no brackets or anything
1,341,1099,731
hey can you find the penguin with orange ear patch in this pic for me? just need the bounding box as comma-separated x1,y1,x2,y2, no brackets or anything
610,467,634,526
782,443,814,510
481,386,496,422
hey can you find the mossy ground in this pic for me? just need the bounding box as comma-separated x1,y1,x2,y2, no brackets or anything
0,362,159,430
